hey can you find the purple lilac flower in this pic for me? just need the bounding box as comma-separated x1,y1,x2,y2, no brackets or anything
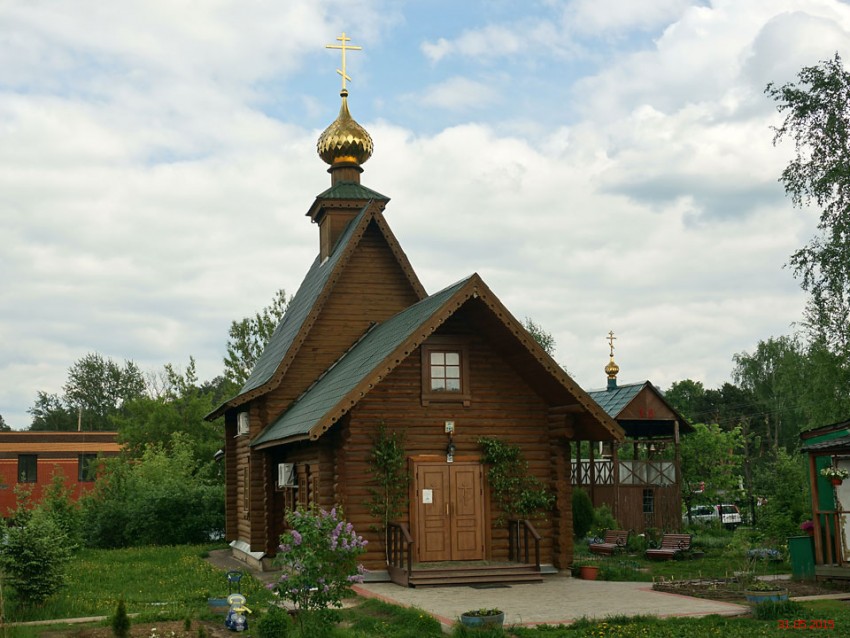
291,530,302,546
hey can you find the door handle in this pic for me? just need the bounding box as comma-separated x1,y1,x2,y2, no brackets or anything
446,502,450,517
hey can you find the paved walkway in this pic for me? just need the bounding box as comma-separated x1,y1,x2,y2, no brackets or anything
354,576,747,630
206,551,748,631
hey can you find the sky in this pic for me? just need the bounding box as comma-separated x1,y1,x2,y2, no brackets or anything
2,0,849,430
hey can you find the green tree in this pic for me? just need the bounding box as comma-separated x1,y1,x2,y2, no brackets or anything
664,379,708,423
795,338,850,427
0,413,10,431
752,449,809,543
767,53,850,356
63,353,146,429
81,432,224,548
29,354,147,431
366,423,408,560
111,597,131,638
680,423,744,522
40,471,83,548
523,317,556,356
0,508,72,605
28,391,77,431
732,336,807,451
114,358,222,470
223,288,290,388
571,488,594,539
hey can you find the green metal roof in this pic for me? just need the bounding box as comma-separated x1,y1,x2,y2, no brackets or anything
238,204,370,396
315,182,389,201
587,382,648,419
251,276,471,447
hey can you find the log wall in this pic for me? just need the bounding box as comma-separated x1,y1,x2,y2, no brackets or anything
259,221,421,425
327,316,562,571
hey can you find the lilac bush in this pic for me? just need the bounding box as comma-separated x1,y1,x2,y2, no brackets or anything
270,506,367,614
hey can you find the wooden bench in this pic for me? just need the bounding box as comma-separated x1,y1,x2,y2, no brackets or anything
589,530,629,556
645,533,692,561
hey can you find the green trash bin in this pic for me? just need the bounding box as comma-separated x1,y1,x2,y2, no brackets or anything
788,535,815,580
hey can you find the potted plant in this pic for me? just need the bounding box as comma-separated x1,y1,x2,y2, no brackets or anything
800,520,814,537
459,608,505,629
571,557,601,580
819,466,849,486
743,579,789,604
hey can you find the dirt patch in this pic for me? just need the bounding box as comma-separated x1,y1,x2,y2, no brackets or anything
653,578,850,602
37,620,232,638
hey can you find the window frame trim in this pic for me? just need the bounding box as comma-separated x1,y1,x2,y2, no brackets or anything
420,337,471,407
78,453,98,482
18,454,38,484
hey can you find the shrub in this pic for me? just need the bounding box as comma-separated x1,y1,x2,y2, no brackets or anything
626,533,648,553
0,509,72,606
479,437,555,522
752,600,804,620
270,506,367,635
592,503,618,537
256,605,293,638
41,471,84,548
111,597,131,638
81,433,224,547
571,488,594,539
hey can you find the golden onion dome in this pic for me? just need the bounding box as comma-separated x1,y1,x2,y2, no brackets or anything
605,355,620,379
317,89,373,166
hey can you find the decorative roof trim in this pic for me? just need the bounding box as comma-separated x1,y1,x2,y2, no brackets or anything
249,273,621,447
207,202,425,420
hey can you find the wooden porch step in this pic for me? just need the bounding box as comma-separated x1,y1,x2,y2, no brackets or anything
407,563,543,588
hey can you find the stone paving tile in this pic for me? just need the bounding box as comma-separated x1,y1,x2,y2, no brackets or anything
353,576,748,630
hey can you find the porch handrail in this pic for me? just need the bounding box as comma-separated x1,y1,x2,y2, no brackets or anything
810,508,845,565
508,519,541,569
386,521,413,575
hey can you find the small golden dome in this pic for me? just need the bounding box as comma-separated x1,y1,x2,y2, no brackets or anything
317,89,373,166
605,356,620,379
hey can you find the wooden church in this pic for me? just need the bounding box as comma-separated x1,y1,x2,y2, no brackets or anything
577,335,693,533
208,36,623,586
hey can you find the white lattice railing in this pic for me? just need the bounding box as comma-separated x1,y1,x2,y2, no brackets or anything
571,459,675,486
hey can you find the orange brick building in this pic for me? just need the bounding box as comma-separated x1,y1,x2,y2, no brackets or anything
0,431,121,516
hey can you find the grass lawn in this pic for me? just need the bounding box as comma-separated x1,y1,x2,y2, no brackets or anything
4,544,276,624
5,541,848,638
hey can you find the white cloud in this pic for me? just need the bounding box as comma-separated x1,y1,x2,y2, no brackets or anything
2,0,849,430
422,24,527,63
563,0,692,35
416,76,501,111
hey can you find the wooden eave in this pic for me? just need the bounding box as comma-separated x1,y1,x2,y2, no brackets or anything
206,202,427,420
459,283,623,442
0,442,121,453
253,273,622,449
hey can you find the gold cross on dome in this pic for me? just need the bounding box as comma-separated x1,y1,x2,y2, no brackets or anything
607,331,617,357
326,32,362,91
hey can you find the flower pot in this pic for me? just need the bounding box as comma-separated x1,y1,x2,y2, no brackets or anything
459,611,505,629
745,589,788,604
831,477,843,486
579,565,600,580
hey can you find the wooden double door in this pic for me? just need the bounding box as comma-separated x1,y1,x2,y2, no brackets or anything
414,461,485,562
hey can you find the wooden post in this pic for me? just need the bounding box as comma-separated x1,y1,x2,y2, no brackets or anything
588,439,596,504
673,421,681,531
612,442,620,522
809,453,823,565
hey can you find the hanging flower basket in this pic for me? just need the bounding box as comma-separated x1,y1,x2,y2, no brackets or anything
820,466,849,485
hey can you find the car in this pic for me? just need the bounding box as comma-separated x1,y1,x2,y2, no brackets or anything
683,504,742,530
